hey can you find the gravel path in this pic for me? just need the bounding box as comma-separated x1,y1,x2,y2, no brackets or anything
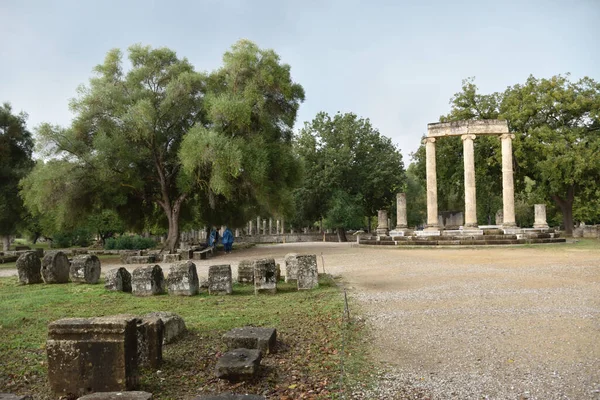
2,242,599,399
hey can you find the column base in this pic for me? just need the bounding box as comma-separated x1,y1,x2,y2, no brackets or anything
502,223,517,229
376,228,389,236
464,223,478,229
425,225,440,231
533,223,549,229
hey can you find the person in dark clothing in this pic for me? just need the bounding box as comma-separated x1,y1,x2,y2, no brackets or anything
222,227,234,253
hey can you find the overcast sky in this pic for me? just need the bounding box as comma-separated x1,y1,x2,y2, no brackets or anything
1,0,598,163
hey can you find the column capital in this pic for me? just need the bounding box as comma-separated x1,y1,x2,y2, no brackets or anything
499,133,515,140
461,134,477,141
422,137,436,144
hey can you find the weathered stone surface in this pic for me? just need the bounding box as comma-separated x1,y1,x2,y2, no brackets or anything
136,316,163,369
193,249,212,260
215,349,261,381
120,250,141,263
296,255,318,290
70,255,101,284
128,255,157,264
144,312,186,344
77,391,153,400
208,265,233,295
253,258,277,294
47,316,139,396
166,261,199,296
237,260,254,284
16,251,42,284
222,327,277,354
193,394,265,400
178,249,194,260
284,253,298,283
41,251,70,283
132,265,164,296
162,253,181,263
0,394,33,400
104,268,132,292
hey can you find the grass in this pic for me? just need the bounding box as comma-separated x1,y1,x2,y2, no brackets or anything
0,275,370,399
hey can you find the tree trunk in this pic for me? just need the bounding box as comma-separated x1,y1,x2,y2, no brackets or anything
552,186,574,236
336,227,348,242
1,235,10,252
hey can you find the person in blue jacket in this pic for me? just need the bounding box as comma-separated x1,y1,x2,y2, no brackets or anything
222,227,234,253
208,227,219,248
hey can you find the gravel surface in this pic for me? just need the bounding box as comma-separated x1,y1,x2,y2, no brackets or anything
2,242,599,399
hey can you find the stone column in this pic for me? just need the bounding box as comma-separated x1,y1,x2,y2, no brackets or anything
276,220,280,235
256,217,261,234
500,134,517,228
249,221,254,235
533,204,549,229
281,218,285,235
423,138,439,230
376,210,389,235
269,218,273,235
462,134,478,228
395,193,408,229
262,219,267,235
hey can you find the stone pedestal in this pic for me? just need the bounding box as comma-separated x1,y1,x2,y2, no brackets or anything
284,253,299,283
70,255,101,284
395,192,408,229
500,134,517,228
376,210,389,235
162,253,181,263
269,218,273,235
215,349,261,381
423,137,439,230
16,251,42,284
276,220,280,235
41,251,70,283
262,219,267,235
166,261,199,296
222,327,277,354
296,255,318,290
462,134,478,228
144,312,186,344
131,265,165,296
253,258,277,294
208,265,233,295
136,316,164,369
47,316,139,396
533,204,549,229
105,267,132,292
237,260,254,284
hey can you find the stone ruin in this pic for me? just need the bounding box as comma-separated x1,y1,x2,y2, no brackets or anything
16,251,42,284
105,267,132,292
215,348,262,381
0,394,33,400
41,251,70,283
253,258,277,294
70,254,101,284
208,265,233,295
296,255,319,290
284,253,298,283
237,259,254,284
166,261,199,296
222,327,277,354
136,315,164,369
131,265,165,296
77,392,153,400
144,311,186,344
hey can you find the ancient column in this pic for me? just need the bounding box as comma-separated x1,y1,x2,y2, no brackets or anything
269,218,273,235
462,134,478,228
533,204,549,229
249,221,254,235
395,193,408,229
500,134,517,228
256,217,261,234
423,138,439,230
376,210,389,235
281,217,285,235
262,219,267,235
276,220,280,235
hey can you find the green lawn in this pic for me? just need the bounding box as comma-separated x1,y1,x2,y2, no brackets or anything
0,275,368,399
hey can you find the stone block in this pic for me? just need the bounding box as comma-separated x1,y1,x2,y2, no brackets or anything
16,251,42,284
132,265,165,296
208,265,233,295
222,327,277,354
41,251,70,283
136,316,163,369
237,259,254,284
193,249,212,260
128,255,157,264
296,255,318,290
77,392,153,400
47,316,139,396
70,255,101,284
253,258,277,294
104,267,132,292
144,312,186,344
0,394,33,400
162,253,181,263
179,249,194,260
166,261,199,296
193,395,265,400
215,349,261,381
284,253,298,283
120,250,141,264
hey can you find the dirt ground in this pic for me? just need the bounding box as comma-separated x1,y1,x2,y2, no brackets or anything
3,242,599,399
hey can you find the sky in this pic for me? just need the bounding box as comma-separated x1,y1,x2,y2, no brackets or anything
1,0,599,163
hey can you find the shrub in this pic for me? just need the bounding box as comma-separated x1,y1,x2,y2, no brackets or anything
104,235,156,250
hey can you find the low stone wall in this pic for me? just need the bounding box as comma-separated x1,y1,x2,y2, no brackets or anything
237,233,340,244
573,225,600,239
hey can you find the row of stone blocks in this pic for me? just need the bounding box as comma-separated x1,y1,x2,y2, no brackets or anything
16,251,101,285
237,254,319,291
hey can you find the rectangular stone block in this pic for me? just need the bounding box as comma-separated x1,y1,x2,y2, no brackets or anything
222,327,277,354
296,255,318,290
253,258,277,294
215,349,261,381
136,316,163,369
47,316,139,396
131,265,165,296
144,312,186,344
128,255,157,264
208,265,233,295
77,392,153,400
284,253,298,283
237,259,254,284
166,261,199,296
104,267,132,292
162,253,181,263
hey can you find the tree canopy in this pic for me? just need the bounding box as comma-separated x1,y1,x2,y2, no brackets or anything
21,40,304,251
0,103,34,250
294,112,405,240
